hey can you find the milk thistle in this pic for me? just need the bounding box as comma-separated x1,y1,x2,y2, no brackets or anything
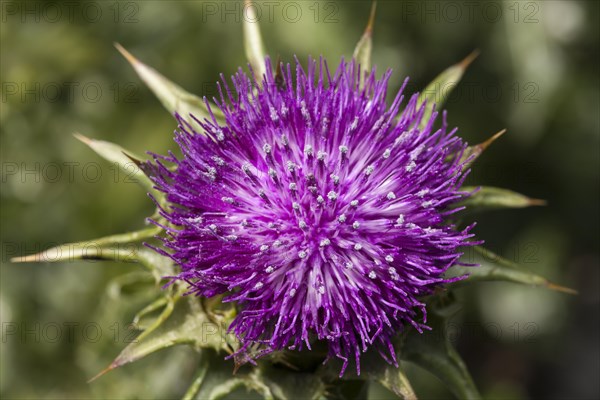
14,2,573,398
148,57,476,375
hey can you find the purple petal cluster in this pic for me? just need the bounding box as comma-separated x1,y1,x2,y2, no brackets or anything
148,58,475,374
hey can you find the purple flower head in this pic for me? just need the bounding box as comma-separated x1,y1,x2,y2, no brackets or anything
148,57,475,375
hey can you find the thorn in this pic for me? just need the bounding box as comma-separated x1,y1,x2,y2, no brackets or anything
123,151,144,167
365,1,377,35
546,281,578,295
73,132,93,145
462,129,507,166
87,363,116,383
11,247,59,263
232,351,256,374
10,254,39,263
479,129,506,151
528,198,547,206
114,42,139,66
233,360,242,375
458,49,480,70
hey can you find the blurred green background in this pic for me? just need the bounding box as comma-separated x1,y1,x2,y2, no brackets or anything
1,0,598,398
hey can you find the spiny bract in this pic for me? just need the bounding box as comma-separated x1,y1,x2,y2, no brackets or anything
148,57,475,375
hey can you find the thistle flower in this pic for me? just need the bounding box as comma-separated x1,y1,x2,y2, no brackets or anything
9,2,572,396
148,57,476,375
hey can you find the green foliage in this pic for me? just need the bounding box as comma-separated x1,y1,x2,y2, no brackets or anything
400,303,480,400
417,50,479,130
73,133,155,193
458,186,545,213
115,43,225,132
450,247,576,294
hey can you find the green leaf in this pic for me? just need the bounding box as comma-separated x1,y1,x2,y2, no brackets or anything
243,0,267,85
132,296,169,330
182,354,210,400
74,133,155,193
401,310,480,400
10,226,174,284
450,246,576,294
378,364,418,400
134,288,179,342
106,270,157,298
418,50,479,128
458,186,546,213
191,350,271,400
132,246,174,279
9,226,160,254
10,244,123,264
10,226,159,264
352,1,377,86
115,43,224,129
91,291,233,381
